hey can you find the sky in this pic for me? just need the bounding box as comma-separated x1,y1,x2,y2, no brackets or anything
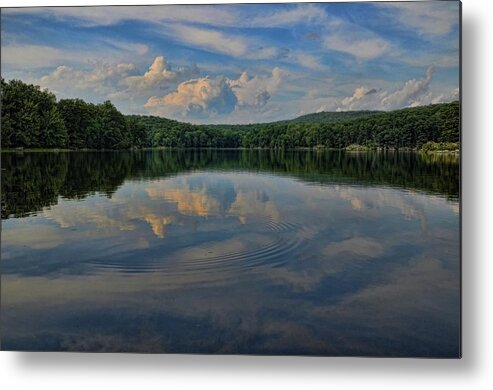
1,2,460,124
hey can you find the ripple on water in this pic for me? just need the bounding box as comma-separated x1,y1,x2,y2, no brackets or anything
87,219,310,280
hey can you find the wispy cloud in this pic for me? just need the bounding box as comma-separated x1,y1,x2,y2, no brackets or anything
1,44,81,68
249,4,327,27
2,5,241,28
1,40,149,69
167,24,248,58
324,34,391,61
164,24,286,61
376,2,459,36
294,53,326,71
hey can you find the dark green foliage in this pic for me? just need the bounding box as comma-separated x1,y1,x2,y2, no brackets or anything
1,78,67,148
1,79,460,150
57,98,94,148
126,116,150,148
279,110,382,124
129,102,459,150
86,101,131,149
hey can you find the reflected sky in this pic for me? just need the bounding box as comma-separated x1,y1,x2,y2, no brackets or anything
1,151,460,356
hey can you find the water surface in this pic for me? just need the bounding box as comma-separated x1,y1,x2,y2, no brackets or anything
1,150,460,356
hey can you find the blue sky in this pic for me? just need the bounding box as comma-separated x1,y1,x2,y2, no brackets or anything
1,2,460,124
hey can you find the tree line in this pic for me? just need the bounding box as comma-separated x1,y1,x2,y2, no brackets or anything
1,78,459,150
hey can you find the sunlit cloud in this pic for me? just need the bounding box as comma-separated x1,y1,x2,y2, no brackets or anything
143,214,174,239
228,67,286,108
115,56,200,99
144,76,238,118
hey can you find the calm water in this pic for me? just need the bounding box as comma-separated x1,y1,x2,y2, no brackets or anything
1,150,460,356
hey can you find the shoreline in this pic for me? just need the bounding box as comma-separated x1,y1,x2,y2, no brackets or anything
1,147,460,154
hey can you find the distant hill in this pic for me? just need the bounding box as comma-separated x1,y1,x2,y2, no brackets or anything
198,110,383,129
126,101,459,150
279,110,382,124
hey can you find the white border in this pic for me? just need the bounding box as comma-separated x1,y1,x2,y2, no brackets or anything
2,1,492,389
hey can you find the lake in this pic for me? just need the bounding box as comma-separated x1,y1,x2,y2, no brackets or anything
0,149,460,356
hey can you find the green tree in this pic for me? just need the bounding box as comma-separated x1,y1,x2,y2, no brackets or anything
58,98,93,148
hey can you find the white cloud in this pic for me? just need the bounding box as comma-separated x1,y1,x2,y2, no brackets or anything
34,55,202,102
1,44,84,68
39,62,136,98
396,51,459,68
313,12,392,62
377,2,459,36
168,24,248,58
3,5,240,28
228,67,286,108
324,35,391,61
410,88,460,108
250,4,327,27
294,53,325,70
102,39,149,56
144,66,287,119
381,66,434,108
165,24,284,61
144,76,238,118
316,66,458,112
117,56,200,97
1,40,149,70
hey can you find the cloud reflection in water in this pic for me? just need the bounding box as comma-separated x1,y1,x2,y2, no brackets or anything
1,152,460,356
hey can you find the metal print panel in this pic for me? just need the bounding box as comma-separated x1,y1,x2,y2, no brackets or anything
0,1,461,357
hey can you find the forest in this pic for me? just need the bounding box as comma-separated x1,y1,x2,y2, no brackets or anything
1,78,460,150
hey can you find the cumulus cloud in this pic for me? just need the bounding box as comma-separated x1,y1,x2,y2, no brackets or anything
145,76,237,118
36,55,202,102
144,67,287,118
380,66,435,108
39,62,137,98
228,67,285,108
314,66,458,113
410,87,460,108
117,56,200,97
